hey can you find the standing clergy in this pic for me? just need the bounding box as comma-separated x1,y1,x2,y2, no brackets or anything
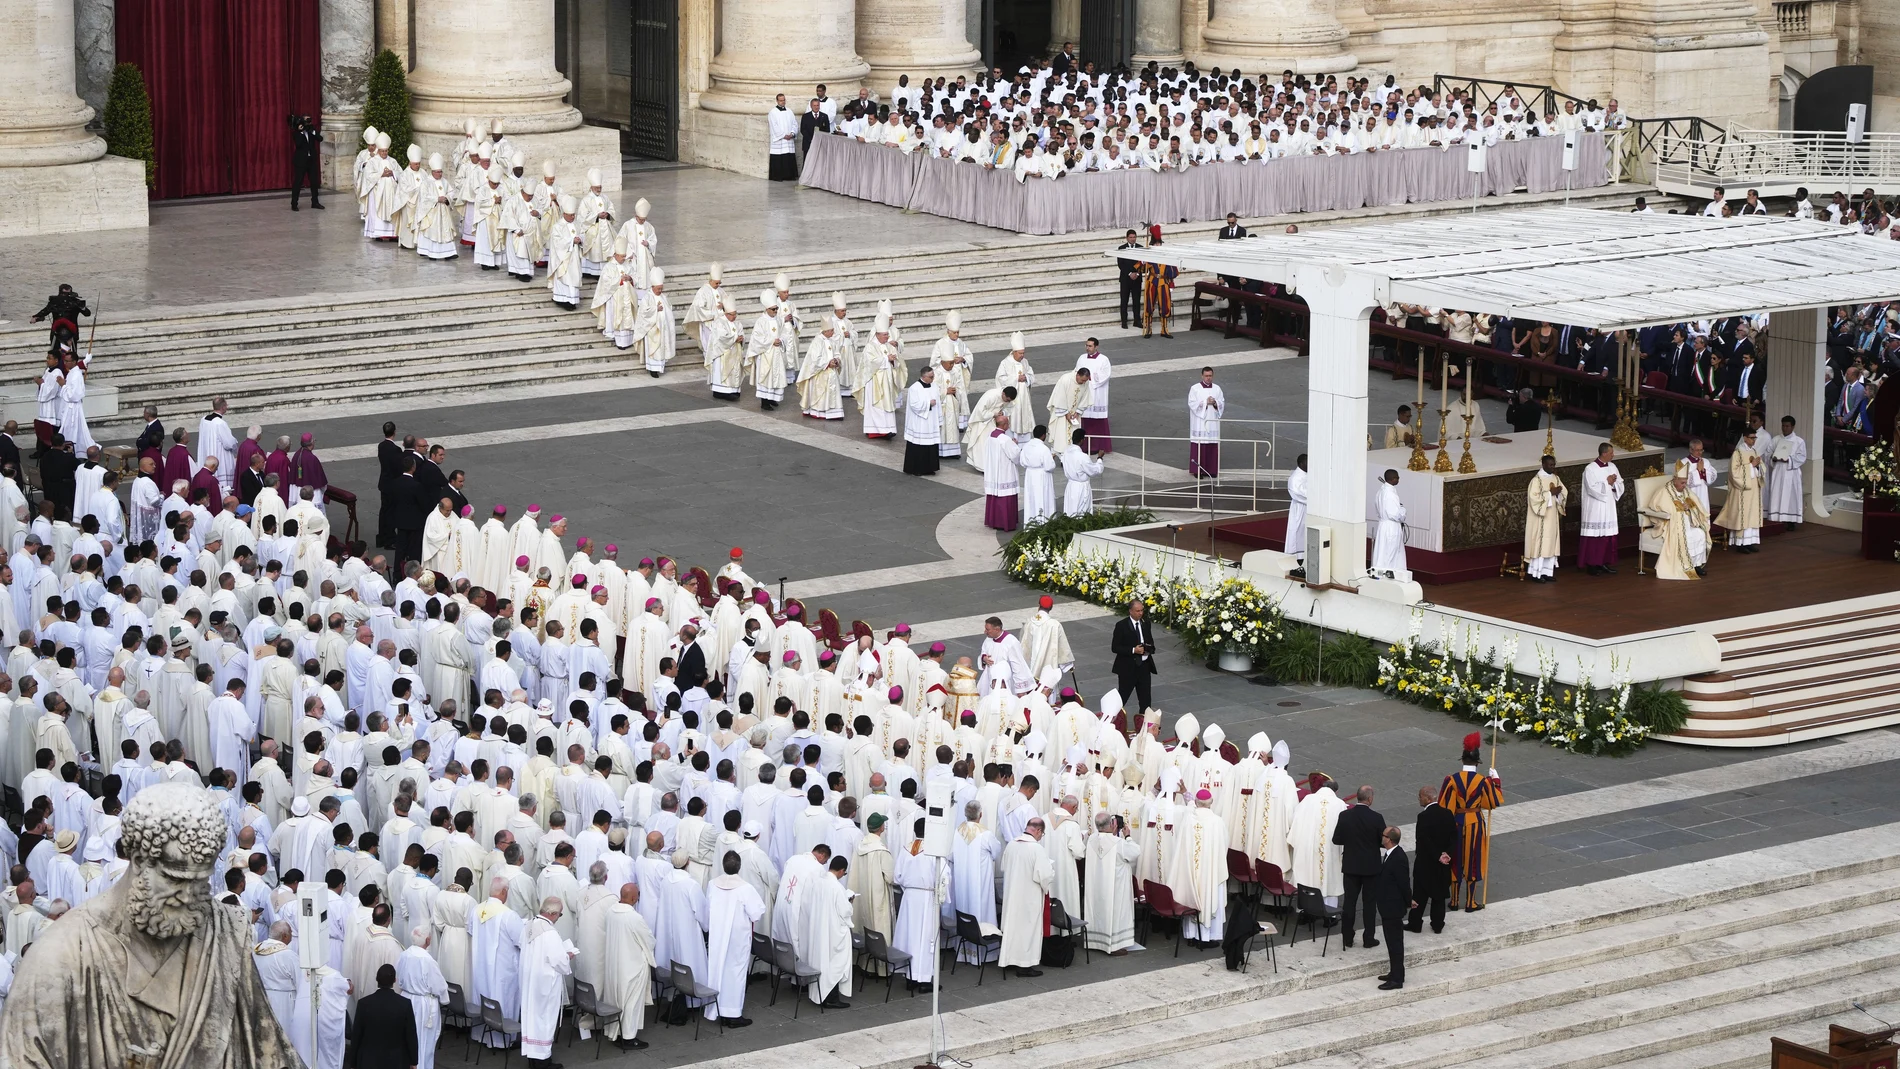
748,291,790,411
703,294,747,401
518,897,578,1063
1187,366,1225,477
1046,367,1091,451
1284,454,1309,575
902,365,942,476
767,93,801,181
617,198,658,288
930,313,973,458
1019,426,1058,525
472,167,506,271
1578,443,1624,575
362,132,400,240
682,264,725,356
998,816,1055,977
1073,338,1114,451
197,399,239,494
858,316,902,440
1717,427,1764,552
1083,809,1141,953
1061,429,1105,516
394,144,426,250
979,413,1022,532
891,821,947,991
1168,788,1228,944
544,197,585,310
1644,462,1711,580
1438,733,1502,911
994,333,1037,436
467,881,524,1048
592,236,639,350
577,169,616,275
1370,469,1408,580
1287,777,1345,901
415,154,460,260
797,320,847,420
1523,455,1568,582
635,268,675,377
502,182,540,281
704,850,766,1026
1765,416,1806,525
599,882,656,1050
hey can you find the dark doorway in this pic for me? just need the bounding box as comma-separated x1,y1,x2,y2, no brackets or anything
627,0,678,160
992,0,1053,73
1079,0,1135,72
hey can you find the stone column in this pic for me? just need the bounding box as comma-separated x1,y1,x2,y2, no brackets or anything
376,0,412,69
701,0,869,114
73,0,114,121
1192,0,1356,75
1763,307,1831,521
859,0,981,91
405,0,620,187
1050,0,1081,51
320,0,375,192
1296,265,1380,584
1131,0,1185,66
0,0,145,237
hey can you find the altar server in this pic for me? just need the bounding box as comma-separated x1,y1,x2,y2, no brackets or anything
1370,469,1408,579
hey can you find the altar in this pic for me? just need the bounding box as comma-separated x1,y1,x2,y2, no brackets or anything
1365,429,1664,554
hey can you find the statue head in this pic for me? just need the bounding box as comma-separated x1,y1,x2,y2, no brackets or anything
120,781,226,938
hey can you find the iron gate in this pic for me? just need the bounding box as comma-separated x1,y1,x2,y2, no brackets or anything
627,0,678,160
1079,0,1135,71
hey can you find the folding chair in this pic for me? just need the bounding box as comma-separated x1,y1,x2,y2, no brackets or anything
1048,898,1090,966
1227,850,1262,906
475,997,521,1067
863,928,914,1001
770,937,823,1016
1288,884,1342,956
1141,880,1200,957
568,979,621,1058
1255,861,1298,915
669,962,721,1039
952,911,1003,984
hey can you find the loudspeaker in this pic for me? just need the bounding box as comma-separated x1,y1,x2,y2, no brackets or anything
922,777,954,858
1847,103,1867,143
296,882,328,970
1304,524,1332,585
1466,138,1488,174
1562,130,1579,171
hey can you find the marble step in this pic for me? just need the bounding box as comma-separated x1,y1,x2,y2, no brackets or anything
975,878,1900,1069
1664,704,1900,747
1684,639,1900,697
1606,1001,1900,1069
1714,620,1900,674
1168,943,1900,1069
1681,649,1900,710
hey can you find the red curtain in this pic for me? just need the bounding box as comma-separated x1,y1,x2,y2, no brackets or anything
117,0,321,199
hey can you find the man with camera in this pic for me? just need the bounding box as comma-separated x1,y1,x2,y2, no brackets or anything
289,114,325,211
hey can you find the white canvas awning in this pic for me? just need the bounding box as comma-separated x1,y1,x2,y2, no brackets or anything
1120,207,1900,329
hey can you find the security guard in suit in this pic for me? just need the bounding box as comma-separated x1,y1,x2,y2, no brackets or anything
1115,230,1144,330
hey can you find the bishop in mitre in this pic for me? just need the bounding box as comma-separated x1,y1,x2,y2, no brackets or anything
635,268,675,376
1644,462,1711,580
993,334,1037,438
1523,454,1567,583
1715,428,1764,552
1046,366,1092,450
931,313,974,457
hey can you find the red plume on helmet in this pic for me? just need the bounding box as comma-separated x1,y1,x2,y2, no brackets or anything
1462,732,1482,753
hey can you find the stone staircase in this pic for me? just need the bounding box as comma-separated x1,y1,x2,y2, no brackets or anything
685,823,1900,1069
1670,592,1900,746
0,185,1659,436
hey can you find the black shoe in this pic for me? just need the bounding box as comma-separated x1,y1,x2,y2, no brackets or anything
1465,904,1485,912
292,203,301,211
613,1038,649,1050
1364,938,1380,948
1378,973,1391,981
1602,566,1618,574
821,995,851,1009
723,1017,752,1028
1431,926,1444,934
1694,565,1707,577
1341,939,1354,949
1015,967,1043,977
311,201,325,209
1378,980,1403,990
1405,923,1423,933
649,370,662,378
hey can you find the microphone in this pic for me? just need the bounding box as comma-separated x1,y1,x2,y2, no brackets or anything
1852,1002,1894,1030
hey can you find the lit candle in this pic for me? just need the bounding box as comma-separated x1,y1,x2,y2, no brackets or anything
1440,351,1449,421
1465,353,1473,407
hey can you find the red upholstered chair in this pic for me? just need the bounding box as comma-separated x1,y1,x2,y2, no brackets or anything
851,620,874,644
1219,740,1241,765
1141,879,1200,957
1255,861,1298,913
1227,849,1261,905
818,609,849,651
688,566,717,608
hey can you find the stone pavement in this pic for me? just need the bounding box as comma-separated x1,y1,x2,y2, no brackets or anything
128,322,1881,1068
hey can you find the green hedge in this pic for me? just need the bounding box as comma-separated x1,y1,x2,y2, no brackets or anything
104,63,156,188
363,49,412,162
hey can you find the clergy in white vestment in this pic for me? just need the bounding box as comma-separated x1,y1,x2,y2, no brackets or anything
1766,417,1806,523
998,819,1055,973
394,145,425,249
704,850,766,1023
1370,469,1408,580
1074,340,1113,450
600,883,656,1048
467,882,525,1047
635,268,676,376
398,930,451,1069
353,125,379,218
1046,367,1092,451
577,169,615,274
800,855,855,1005
682,263,724,354
891,824,948,986
1287,781,1345,900
1188,367,1225,477
748,291,790,407
1019,427,1058,525
930,314,974,456
960,385,1012,469
290,965,349,1069
978,413,1022,532
518,899,579,1061
196,400,238,494
362,133,400,240
797,322,848,420
993,333,1038,435
253,922,301,1032
1578,443,1625,573
1284,456,1308,565
902,366,942,476
503,184,540,281
653,864,709,981
1060,430,1106,516
590,238,637,349
1524,455,1568,581
421,499,457,576
1644,466,1710,580
767,95,800,180
1022,596,1074,679
704,295,747,400
827,292,860,399
415,155,460,260
545,197,585,309
1168,789,1228,942
56,356,95,453
1717,430,1764,549
1084,810,1141,952
617,197,659,287
1680,439,1714,517
472,167,506,269
859,317,902,439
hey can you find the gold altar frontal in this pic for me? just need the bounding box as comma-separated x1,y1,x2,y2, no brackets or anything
1366,429,1664,554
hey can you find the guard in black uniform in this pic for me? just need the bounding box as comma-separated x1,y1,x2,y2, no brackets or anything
289,114,325,211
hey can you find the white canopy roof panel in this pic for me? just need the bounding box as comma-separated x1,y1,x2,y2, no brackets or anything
1120,207,1900,330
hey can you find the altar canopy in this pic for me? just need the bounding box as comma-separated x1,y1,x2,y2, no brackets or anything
1123,209,1900,583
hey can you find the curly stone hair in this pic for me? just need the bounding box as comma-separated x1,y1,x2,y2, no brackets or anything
121,781,227,869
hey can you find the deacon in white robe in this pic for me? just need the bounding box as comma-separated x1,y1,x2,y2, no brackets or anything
997,822,1054,970
1284,458,1308,563
1370,471,1408,579
1766,419,1806,524
518,904,578,1061
1060,435,1105,516
1019,430,1058,525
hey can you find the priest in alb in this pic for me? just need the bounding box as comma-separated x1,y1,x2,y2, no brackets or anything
1188,367,1225,477
891,819,947,989
635,268,675,377
1523,454,1567,582
1717,427,1764,551
705,850,766,1025
1578,443,1624,575
1084,809,1141,953
902,365,942,476
1019,426,1058,525
749,291,790,410
1169,788,1228,942
1765,416,1806,524
859,316,902,440
1287,778,1345,902
998,817,1054,976
1370,469,1408,579
797,321,847,420
801,855,855,1007
600,882,656,1050
1046,367,1092,451
1061,429,1105,516
978,413,1022,532
518,897,578,1062
930,313,973,457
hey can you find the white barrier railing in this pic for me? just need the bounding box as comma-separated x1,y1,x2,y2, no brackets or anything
1652,127,1900,199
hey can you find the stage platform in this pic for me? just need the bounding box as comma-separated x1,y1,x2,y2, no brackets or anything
1081,512,1900,746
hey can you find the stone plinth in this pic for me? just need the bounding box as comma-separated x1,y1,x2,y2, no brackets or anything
0,380,118,425
0,155,148,238
681,107,774,181
858,0,981,90
408,0,580,132
410,126,623,191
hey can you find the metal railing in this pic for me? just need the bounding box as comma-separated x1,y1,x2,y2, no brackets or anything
1650,126,1900,197
1088,419,1380,517
1428,75,1594,123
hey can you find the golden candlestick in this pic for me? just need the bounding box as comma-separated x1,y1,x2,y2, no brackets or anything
1406,422,1429,471
1542,395,1559,457
1458,412,1478,473
1433,408,1455,472
1610,386,1644,452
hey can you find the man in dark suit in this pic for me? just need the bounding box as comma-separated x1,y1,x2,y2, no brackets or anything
1409,786,1457,934
800,98,831,153
444,469,470,515
1216,212,1249,321
0,421,21,478
348,961,419,1068
375,422,402,549
39,435,77,519
1115,230,1144,329
416,443,450,507
1110,598,1158,716
288,114,324,211
134,407,165,465
1332,785,1385,948
1375,826,1411,989
387,456,428,578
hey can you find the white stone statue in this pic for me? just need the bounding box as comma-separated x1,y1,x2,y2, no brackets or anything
0,781,300,1068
